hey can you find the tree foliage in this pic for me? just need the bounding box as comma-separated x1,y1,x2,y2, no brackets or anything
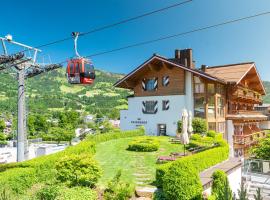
0,119,6,132
251,136,270,160
192,117,207,134
211,170,232,200
237,182,248,200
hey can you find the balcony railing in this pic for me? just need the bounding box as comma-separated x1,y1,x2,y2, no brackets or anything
232,87,262,103
233,131,266,146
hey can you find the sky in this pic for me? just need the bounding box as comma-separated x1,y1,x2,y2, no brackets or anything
1,0,270,80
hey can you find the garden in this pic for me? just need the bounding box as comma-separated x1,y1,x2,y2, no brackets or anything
0,117,233,200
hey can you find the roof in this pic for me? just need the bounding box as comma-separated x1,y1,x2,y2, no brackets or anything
206,62,266,95
114,54,266,95
205,62,255,83
114,55,225,89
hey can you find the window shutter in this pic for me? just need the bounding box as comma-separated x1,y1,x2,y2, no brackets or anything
142,79,146,91
165,100,169,110
162,76,169,86
154,77,158,90
154,101,158,113
142,101,146,113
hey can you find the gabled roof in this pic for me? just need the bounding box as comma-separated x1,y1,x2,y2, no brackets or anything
205,62,255,83
206,62,266,94
114,55,225,89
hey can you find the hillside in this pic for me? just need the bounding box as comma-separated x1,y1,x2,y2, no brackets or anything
0,68,131,117
263,81,270,103
0,70,270,118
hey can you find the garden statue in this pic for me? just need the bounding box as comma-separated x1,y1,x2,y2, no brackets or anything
181,108,189,155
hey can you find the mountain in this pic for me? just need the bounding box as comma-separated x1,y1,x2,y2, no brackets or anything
0,68,131,118
0,70,270,118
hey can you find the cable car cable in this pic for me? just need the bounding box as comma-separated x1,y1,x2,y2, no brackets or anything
19,0,192,51
55,10,270,64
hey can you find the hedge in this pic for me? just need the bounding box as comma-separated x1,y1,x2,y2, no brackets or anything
156,142,229,188
127,136,160,152
163,161,203,200
0,127,145,195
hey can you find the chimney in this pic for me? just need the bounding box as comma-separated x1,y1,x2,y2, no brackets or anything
174,49,193,68
175,49,181,59
201,65,207,72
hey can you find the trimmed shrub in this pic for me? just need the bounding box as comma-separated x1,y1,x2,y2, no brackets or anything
192,118,207,134
36,185,59,200
211,170,232,200
87,126,145,144
0,167,36,194
104,170,134,200
163,161,203,200
56,186,97,200
55,154,101,187
127,137,160,152
207,130,217,138
190,133,202,141
156,142,229,188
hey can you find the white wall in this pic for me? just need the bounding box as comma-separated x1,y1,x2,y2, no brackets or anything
228,167,242,197
226,120,235,157
203,167,242,197
120,95,191,136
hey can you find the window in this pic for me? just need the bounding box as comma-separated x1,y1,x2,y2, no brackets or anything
146,79,156,91
162,76,169,86
143,101,157,114
84,62,94,73
194,96,205,118
208,122,216,131
207,83,215,94
217,97,225,117
208,96,215,118
69,62,74,74
218,122,225,133
216,84,225,95
194,76,205,93
75,63,80,73
162,100,169,110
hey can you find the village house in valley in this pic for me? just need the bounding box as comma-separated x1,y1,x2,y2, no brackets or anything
114,49,267,157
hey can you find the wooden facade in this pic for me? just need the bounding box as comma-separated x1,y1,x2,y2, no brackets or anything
133,63,185,97
206,63,267,157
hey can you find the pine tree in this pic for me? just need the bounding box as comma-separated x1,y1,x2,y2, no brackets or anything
237,182,248,200
254,188,263,200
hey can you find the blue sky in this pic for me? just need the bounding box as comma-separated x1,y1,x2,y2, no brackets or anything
1,0,270,80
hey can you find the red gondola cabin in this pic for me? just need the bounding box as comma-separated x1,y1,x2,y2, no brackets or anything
66,58,95,84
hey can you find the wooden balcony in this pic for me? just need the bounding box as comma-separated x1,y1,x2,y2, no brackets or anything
233,131,266,148
227,110,268,122
232,87,262,104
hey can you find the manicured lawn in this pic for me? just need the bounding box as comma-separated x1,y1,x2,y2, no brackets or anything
94,136,183,187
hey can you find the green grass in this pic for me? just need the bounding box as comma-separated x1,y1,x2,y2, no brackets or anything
94,136,183,187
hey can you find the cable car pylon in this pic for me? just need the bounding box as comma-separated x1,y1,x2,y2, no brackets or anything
0,34,62,162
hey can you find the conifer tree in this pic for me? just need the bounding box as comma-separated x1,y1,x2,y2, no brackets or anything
237,182,248,200
254,188,263,200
